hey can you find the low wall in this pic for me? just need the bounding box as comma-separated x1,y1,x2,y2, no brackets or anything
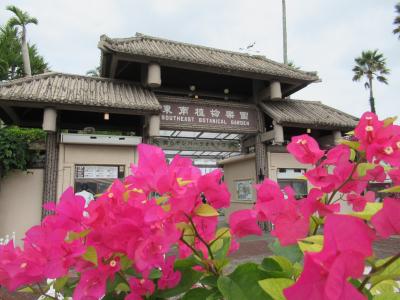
0,169,43,245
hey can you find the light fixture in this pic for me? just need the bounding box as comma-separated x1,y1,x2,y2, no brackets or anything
194,95,199,99
307,128,311,133
104,112,110,120
224,88,229,94
189,85,196,91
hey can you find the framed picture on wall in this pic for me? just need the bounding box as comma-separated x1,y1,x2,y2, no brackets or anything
235,179,254,201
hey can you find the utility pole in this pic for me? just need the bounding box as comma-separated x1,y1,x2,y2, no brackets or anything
282,0,288,65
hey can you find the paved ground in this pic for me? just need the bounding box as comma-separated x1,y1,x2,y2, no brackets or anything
1,235,399,299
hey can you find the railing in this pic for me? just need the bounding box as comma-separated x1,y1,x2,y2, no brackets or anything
0,232,15,245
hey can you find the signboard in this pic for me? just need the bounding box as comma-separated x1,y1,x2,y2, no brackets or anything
235,179,254,201
150,137,240,152
75,165,119,179
159,99,258,133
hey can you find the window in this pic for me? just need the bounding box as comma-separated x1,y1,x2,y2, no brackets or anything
74,165,125,195
278,179,308,199
277,168,307,199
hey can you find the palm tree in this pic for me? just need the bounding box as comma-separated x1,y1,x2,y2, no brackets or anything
6,5,38,77
394,3,400,39
352,50,390,114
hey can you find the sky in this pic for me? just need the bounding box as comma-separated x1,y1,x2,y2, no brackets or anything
0,0,399,119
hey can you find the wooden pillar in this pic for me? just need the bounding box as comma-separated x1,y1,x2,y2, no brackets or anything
273,120,284,145
255,109,267,183
42,108,59,219
270,81,282,100
333,130,342,145
147,63,161,88
148,115,160,137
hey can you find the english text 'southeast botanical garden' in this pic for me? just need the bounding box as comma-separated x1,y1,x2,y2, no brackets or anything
0,1,399,300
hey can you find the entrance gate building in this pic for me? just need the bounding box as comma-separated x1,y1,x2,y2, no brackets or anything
0,33,358,242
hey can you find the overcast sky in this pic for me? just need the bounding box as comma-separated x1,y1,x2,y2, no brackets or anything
1,0,399,119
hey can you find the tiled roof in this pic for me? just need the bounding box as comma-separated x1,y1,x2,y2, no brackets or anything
0,72,161,112
260,99,358,129
99,33,319,82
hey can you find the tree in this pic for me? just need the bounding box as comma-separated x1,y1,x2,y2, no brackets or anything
0,23,48,81
6,5,38,77
394,3,400,39
86,66,101,77
352,50,389,114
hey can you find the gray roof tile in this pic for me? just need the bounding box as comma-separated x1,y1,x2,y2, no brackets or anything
99,33,319,82
0,72,161,112
260,99,358,129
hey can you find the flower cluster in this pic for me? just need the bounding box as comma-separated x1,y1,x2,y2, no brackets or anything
0,112,399,300
229,112,400,299
0,144,232,299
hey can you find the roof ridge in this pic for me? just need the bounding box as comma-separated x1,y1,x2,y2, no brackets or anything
100,33,318,78
0,71,148,88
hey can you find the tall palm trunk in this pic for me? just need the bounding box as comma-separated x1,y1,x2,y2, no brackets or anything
368,77,376,114
21,25,31,76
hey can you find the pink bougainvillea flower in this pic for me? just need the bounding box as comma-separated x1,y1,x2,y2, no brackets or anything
354,112,384,147
371,197,400,238
287,134,325,165
229,209,262,238
256,179,284,203
128,277,155,298
388,168,400,185
270,202,310,246
346,191,375,212
158,256,181,290
284,254,366,300
286,215,374,300
323,144,350,165
197,169,230,209
305,166,337,193
73,268,108,300
320,214,375,258
302,188,339,217
364,165,386,183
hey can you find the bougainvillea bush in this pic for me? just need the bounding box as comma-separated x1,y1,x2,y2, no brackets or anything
1,112,400,300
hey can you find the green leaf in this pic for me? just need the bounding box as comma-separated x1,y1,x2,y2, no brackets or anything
371,280,399,295
258,278,294,300
120,255,133,271
174,255,201,270
156,268,203,298
373,293,400,300
115,282,130,293
383,116,397,127
217,263,272,300
65,228,91,243
269,239,303,263
259,256,293,279
380,185,400,193
357,163,377,177
82,246,98,266
298,235,324,253
350,148,357,161
340,139,360,150
17,286,35,293
182,287,215,300
54,276,69,292
217,276,247,300
200,275,218,287
212,237,231,260
370,256,400,286
148,268,162,279
351,202,383,220
195,203,219,217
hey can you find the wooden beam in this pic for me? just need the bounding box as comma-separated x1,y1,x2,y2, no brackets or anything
150,136,241,152
260,130,275,142
0,105,20,125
